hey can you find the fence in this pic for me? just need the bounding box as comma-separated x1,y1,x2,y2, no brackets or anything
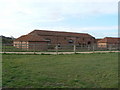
2,43,120,54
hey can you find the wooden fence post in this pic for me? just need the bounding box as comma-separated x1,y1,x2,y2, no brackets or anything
74,44,76,54
56,45,58,55
34,43,36,54
93,44,95,52
3,44,5,53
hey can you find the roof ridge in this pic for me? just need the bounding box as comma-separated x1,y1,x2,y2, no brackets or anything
32,29,90,35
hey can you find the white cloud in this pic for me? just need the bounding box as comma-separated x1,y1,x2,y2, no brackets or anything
33,26,118,33
0,0,118,19
79,26,118,31
0,25,118,38
17,0,118,3
0,0,118,38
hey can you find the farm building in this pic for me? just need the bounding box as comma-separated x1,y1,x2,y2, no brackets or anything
97,37,120,49
14,30,96,51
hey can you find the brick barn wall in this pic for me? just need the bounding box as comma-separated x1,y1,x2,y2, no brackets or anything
28,41,48,51
41,35,95,45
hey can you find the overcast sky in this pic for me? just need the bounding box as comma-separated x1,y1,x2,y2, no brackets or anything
0,0,118,38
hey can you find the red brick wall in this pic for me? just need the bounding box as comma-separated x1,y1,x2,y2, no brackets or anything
41,35,95,45
28,41,48,51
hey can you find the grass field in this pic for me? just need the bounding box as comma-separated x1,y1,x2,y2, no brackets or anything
2,53,118,88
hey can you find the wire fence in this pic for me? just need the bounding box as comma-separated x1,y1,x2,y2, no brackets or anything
2,43,120,54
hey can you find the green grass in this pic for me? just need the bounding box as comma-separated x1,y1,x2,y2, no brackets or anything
2,53,118,88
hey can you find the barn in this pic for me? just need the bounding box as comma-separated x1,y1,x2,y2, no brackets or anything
14,30,96,51
97,37,120,50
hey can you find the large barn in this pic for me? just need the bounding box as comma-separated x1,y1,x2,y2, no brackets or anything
14,30,96,51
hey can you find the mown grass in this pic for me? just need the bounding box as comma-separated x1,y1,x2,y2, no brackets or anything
2,53,118,88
